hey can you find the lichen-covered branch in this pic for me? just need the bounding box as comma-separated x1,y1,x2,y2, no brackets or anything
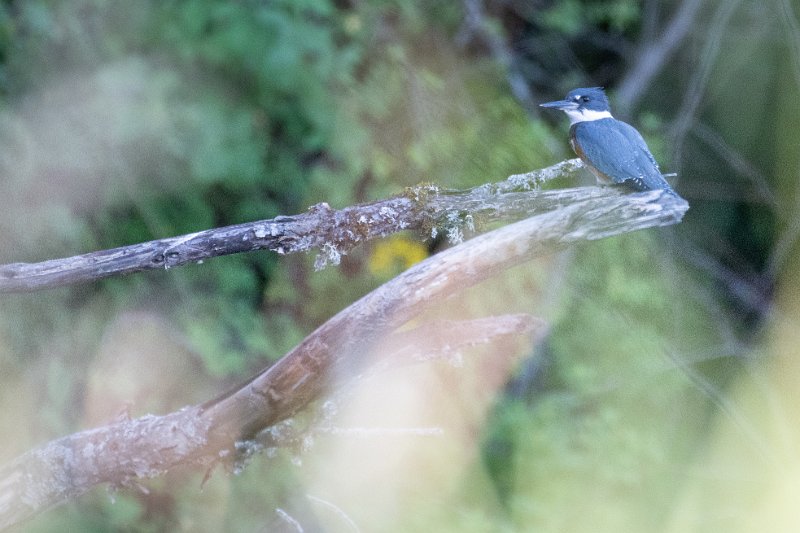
0,408,212,530
0,159,586,293
0,183,687,529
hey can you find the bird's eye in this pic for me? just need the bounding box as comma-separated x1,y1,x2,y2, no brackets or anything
581,96,590,102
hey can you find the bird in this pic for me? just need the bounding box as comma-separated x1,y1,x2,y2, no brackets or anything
539,87,674,193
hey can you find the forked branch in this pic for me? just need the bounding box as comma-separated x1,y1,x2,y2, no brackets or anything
0,163,688,529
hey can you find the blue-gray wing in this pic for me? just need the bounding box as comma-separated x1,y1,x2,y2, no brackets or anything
572,118,671,191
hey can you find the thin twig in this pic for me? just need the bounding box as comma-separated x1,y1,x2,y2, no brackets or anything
456,0,537,112
616,0,704,115
307,495,361,533
669,0,741,169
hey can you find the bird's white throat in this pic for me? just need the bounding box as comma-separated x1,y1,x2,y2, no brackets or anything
565,108,613,125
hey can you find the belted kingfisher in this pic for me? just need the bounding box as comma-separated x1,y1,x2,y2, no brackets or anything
540,87,673,192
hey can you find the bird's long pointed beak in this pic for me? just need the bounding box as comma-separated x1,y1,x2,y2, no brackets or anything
539,99,577,111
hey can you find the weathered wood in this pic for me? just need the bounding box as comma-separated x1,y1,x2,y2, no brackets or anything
200,187,688,440
0,159,587,293
0,163,689,529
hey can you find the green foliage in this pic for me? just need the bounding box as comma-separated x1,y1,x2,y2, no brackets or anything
537,0,640,36
482,233,724,532
27,494,144,533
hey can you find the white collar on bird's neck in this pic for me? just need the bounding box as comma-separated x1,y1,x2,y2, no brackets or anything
565,108,613,125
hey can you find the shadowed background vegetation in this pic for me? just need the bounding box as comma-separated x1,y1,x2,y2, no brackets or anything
0,1,796,531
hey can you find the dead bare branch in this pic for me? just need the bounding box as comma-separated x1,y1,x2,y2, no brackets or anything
0,171,688,529
0,159,585,293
